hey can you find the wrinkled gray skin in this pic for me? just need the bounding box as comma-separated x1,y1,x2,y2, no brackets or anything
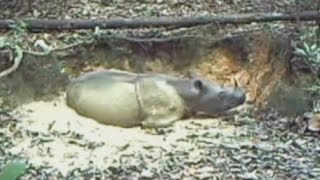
66,69,246,128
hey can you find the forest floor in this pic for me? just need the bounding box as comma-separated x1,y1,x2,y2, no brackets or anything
1,0,320,179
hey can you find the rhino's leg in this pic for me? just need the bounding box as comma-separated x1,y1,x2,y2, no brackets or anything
141,117,179,128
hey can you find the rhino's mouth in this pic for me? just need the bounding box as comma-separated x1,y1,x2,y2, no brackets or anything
228,101,245,110
225,107,242,114
216,97,246,116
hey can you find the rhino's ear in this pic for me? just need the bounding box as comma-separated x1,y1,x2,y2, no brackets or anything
192,79,204,90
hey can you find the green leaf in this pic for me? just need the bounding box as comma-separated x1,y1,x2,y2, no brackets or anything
295,48,307,56
0,161,28,180
310,44,317,52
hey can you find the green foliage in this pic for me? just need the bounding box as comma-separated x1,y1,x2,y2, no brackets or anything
0,20,28,49
0,20,27,52
0,161,28,180
7,20,28,38
294,27,320,64
295,26,320,113
295,42,320,64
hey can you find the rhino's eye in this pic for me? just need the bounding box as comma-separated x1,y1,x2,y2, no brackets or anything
193,79,203,90
218,91,226,98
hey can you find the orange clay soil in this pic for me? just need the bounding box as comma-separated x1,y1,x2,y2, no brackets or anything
1,31,310,113
79,32,294,109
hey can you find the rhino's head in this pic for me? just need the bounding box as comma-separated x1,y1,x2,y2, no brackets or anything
175,78,246,116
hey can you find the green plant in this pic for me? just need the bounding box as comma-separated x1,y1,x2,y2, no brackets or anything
0,161,28,180
294,26,320,66
295,42,320,64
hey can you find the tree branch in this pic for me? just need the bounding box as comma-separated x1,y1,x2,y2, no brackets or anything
0,11,319,32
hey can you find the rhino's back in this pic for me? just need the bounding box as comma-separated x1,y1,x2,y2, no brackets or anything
66,74,141,127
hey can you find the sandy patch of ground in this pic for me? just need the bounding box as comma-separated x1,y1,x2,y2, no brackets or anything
8,93,240,176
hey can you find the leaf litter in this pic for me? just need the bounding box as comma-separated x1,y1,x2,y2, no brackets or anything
0,93,319,179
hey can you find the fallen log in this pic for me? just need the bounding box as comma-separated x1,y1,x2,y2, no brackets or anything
0,11,319,32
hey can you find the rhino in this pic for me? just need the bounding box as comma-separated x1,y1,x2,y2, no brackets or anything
66,69,246,128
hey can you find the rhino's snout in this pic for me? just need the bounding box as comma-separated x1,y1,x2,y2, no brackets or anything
234,88,246,105
219,87,246,110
